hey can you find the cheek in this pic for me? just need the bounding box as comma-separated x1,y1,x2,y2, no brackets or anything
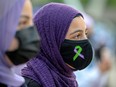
7,38,19,51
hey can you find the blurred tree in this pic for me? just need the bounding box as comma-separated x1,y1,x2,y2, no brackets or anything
107,0,116,8
80,0,90,8
80,0,116,8
31,0,63,7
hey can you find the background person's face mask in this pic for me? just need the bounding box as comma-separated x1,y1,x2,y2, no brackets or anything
60,39,93,70
6,26,40,65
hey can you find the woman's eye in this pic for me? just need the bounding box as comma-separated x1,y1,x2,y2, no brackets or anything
73,34,80,39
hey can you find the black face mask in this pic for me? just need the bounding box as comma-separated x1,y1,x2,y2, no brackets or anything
6,26,40,65
60,39,93,70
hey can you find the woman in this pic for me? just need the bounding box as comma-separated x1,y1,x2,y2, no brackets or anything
22,3,93,87
7,0,40,76
0,0,25,86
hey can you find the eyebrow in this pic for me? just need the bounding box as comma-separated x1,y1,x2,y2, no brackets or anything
20,15,30,19
70,30,83,35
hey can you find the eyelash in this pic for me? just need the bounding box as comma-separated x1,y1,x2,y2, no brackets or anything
73,32,87,39
73,34,80,39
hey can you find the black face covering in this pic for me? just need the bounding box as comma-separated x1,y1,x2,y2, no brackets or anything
6,26,40,65
60,39,93,70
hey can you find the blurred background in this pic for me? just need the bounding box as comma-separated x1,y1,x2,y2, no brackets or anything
31,0,116,87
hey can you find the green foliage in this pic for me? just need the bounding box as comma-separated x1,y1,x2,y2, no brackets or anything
31,0,64,6
80,0,90,7
107,0,116,8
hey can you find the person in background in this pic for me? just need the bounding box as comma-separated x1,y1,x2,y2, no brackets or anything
0,0,25,86
94,45,111,87
22,3,93,87
75,45,111,87
6,0,40,75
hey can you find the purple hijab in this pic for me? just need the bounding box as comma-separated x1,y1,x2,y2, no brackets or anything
0,0,24,86
22,3,82,87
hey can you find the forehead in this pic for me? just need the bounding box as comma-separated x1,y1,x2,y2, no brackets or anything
21,0,32,18
66,16,86,34
70,16,86,30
